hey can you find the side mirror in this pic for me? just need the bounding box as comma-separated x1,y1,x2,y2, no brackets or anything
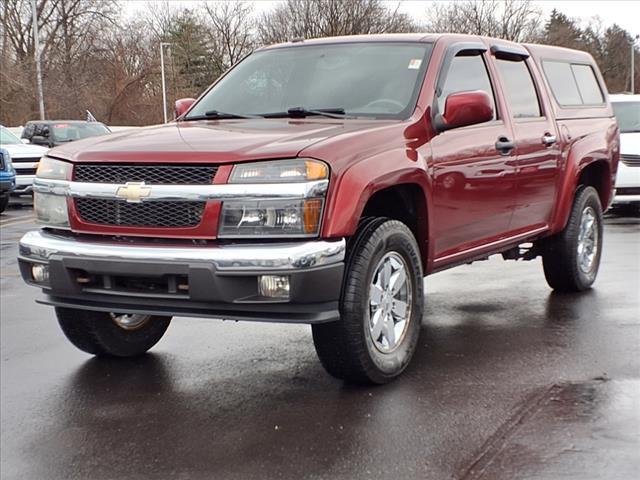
31,135,51,147
175,98,196,119
21,138,30,144
436,90,494,132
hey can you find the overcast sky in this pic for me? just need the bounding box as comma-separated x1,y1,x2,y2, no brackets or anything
124,0,640,38
398,1,639,37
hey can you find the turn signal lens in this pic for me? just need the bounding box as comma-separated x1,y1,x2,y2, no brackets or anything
303,198,323,234
305,161,328,181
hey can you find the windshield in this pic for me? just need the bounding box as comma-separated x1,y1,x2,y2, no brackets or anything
186,42,433,120
612,101,640,133
0,126,22,145
51,123,110,142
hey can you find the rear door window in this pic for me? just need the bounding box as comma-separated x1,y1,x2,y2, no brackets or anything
496,58,542,118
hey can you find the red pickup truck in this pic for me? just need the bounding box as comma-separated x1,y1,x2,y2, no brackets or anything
19,34,618,384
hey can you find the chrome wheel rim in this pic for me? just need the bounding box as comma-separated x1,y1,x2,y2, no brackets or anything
111,313,151,331
577,206,599,274
368,251,413,353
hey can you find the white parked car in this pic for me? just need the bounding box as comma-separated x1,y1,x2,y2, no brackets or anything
0,125,48,195
610,94,640,205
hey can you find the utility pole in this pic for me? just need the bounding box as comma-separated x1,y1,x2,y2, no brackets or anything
160,42,172,123
632,35,639,94
31,0,45,120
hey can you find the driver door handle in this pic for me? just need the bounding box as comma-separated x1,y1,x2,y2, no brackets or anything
542,133,557,146
495,136,515,156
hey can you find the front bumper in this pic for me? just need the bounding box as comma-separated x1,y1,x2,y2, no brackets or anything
1,179,15,194
19,230,346,323
613,162,640,204
12,175,35,194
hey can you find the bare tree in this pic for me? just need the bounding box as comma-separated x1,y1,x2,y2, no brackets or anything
0,0,118,123
424,0,542,42
202,1,254,74
258,0,417,45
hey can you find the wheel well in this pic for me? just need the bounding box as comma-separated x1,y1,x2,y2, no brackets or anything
361,184,428,267
578,161,610,208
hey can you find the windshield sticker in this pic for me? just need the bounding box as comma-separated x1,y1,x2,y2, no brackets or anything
54,124,69,128
408,59,422,70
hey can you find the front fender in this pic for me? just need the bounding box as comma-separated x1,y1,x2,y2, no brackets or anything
321,148,432,256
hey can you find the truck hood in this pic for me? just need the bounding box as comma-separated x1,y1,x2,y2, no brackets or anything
47,119,396,164
620,132,640,155
2,143,48,158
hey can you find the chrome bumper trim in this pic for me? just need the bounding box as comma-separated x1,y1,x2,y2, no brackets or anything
19,230,346,271
32,178,329,202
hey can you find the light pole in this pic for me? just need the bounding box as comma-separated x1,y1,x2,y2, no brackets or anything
631,35,639,94
31,0,45,120
160,42,172,123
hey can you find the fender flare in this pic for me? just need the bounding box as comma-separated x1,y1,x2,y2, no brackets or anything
550,135,613,233
322,152,433,268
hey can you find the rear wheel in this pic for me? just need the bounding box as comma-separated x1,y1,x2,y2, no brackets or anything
312,219,424,384
56,307,171,357
542,186,603,292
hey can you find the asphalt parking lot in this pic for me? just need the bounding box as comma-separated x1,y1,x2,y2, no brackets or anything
1,204,639,480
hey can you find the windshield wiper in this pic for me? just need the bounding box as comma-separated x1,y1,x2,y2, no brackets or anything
263,107,354,119
183,110,260,121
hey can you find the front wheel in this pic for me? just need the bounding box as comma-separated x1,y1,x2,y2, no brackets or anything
56,307,172,357
542,186,603,292
0,195,8,213
312,219,424,384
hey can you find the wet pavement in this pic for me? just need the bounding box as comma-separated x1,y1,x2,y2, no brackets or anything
1,205,639,480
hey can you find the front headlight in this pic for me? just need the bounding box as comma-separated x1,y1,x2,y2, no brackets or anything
229,159,328,183
36,156,72,180
219,198,323,238
220,159,328,238
2,150,15,174
34,193,70,229
34,157,71,228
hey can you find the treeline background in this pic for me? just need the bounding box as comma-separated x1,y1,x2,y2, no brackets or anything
1,0,638,126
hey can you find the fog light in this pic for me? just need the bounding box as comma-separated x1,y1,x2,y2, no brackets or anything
258,275,290,299
31,264,49,283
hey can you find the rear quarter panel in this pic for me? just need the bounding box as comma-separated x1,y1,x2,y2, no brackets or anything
551,117,619,231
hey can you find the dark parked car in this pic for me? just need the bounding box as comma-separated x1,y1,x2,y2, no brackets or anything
21,120,111,148
0,147,16,213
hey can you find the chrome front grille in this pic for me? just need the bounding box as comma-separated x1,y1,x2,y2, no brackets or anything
76,198,206,228
74,164,218,184
621,154,640,167
10,156,41,163
72,164,216,229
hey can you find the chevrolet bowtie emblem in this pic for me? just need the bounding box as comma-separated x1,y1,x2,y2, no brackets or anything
116,182,152,203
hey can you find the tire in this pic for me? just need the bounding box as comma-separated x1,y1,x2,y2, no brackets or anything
312,218,424,384
0,195,8,213
56,307,172,357
542,186,603,292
